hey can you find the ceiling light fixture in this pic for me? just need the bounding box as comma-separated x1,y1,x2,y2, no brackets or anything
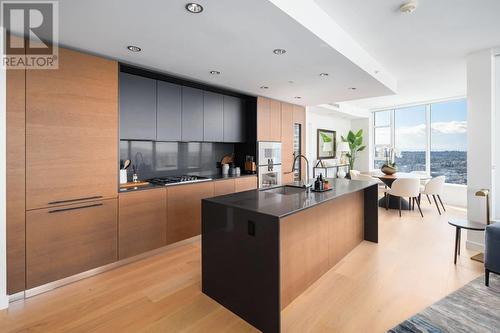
186,3,203,13
127,45,142,52
349,87,357,90
273,48,286,55
294,96,302,99
260,86,269,89
399,0,417,13
209,70,220,75
319,73,329,77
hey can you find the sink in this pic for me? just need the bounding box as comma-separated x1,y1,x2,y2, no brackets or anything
264,186,306,195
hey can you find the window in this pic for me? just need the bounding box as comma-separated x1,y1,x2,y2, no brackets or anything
394,105,427,172
430,100,467,185
372,98,467,185
373,110,392,167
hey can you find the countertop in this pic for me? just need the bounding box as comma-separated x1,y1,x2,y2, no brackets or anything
203,178,377,218
119,173,257,193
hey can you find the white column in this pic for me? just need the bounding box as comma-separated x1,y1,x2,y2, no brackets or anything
0,28,8,309
466,49,495,250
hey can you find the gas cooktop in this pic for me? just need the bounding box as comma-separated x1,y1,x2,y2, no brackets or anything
147,175,212,186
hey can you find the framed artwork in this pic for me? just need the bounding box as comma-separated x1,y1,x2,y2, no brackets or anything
317,129,336,159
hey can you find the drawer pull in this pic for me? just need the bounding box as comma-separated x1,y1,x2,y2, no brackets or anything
48,203,103,214
48,196,103,205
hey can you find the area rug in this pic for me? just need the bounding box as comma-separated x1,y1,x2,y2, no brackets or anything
388,274,500,333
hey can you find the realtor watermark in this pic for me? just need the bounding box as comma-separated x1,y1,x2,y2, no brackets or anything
1,1,58,69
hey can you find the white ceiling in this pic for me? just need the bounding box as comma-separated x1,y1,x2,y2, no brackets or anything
56,0,395,106
316,0,500,110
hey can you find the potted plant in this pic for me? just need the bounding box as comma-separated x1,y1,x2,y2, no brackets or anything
381,147,400,175
340,129,366,171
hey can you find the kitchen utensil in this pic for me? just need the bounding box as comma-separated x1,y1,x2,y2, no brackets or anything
235,167,241,176
221,154,234,165
123,160,131,169
222,164,229,176
120,169,127,184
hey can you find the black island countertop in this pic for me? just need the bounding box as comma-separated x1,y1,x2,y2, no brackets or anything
203,178,378,218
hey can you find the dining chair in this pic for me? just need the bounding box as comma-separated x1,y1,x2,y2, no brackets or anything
420,176,446,215
384,178,423,217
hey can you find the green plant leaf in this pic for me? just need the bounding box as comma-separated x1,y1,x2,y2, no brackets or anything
357,145,366,152
319,132,332,143
355,129,363,137
347,131,356,142
355,136,363,146
341,135,347,142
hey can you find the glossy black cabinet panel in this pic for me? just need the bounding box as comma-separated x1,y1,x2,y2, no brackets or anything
203,91,224,142
157,81,182,141
181,87,204,142
223,96,246,143
119,72,156,140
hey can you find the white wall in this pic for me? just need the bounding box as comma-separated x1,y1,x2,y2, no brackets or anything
306,106,352,177
466,49,496,250
495,54,500,218
0,30,8,308
350,117,371,172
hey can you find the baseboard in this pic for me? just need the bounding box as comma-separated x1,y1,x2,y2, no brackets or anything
0,294,9,310
466,240,484,252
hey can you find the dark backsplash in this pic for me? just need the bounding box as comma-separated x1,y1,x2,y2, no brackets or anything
120,141,235,180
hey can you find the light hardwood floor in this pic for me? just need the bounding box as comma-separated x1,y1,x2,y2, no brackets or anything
0,202,483,333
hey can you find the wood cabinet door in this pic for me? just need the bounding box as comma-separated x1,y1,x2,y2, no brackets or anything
203,91,224,142
235,176,258,192
119,72,157,140
119,188,167,259
6,61,26,294
257,97,270,141
181,87,204,141
167,182,214,244
281,103,294,184
157,81,182,141
26,199,118,289
269,99,282,142
26,48,118,210
213,179,235,196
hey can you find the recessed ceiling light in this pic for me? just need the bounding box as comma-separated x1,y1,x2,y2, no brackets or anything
273,48,286,55
400,0,417,13
294,96,302,99
260,86,269,89
127,45,141,52
349,87,357,90
319,73,329,77
209,70,220,75
288,80,294,84
186,3,203,13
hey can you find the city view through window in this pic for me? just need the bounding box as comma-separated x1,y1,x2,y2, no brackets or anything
373,99,467,185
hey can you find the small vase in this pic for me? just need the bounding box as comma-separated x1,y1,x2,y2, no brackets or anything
381,164,397,175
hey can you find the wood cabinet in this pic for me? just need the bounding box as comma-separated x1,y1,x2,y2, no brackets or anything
26,199,118,289
26,48,118,210
157,81,182,141
167,182,214,244
181,87,204,141
118,188,167,260
235,176,258,192
257,97,281,142
213,179,236,196
223,96,246,142
281,103,295,184
203,91,224,142
6,58,26,294
119,72,157,140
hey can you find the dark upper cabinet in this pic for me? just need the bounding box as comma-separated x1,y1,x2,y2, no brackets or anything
203,91,224,142
157,81,182,141
181,87,204,142
119,72,157,140
223,96,246,142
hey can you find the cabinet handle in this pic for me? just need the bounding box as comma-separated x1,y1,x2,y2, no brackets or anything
48,196,103,205
48,203,103,214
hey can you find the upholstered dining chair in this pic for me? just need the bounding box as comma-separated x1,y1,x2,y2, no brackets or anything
385,178,422,217
420,176,446,215
485,222,500,286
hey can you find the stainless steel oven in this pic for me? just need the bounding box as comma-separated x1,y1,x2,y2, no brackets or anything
258,142,282,188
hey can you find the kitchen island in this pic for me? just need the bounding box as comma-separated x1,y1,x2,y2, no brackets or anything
201,178,378,333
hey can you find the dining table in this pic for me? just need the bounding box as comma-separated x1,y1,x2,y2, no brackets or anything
365,171,432,210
